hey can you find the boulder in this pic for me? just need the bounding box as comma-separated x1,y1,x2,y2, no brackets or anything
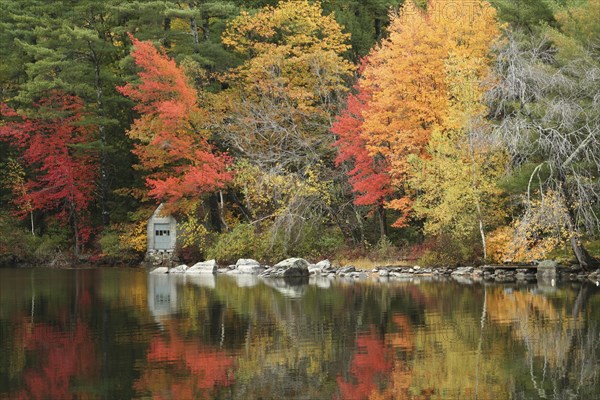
537,260,558,281
538,259,558,269
315,259,332,270
169,264,188,274
150,266,169,274
264,258,310,278
309,259,331,275
308,265,321,275
337,266,356,275
451,266,474,276
235,258,263,274
187,259,218,274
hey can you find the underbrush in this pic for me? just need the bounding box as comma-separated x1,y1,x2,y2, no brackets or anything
331,236,411,268
205,222,345,265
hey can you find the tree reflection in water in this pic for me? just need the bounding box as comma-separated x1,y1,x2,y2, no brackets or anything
0,269,599,399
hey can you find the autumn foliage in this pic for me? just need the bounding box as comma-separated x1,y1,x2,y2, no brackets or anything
351,0,501,226
0,92,97,247
117,34,232,208
333,77,392,208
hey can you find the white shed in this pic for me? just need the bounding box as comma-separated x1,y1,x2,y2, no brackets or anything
147,204,177,254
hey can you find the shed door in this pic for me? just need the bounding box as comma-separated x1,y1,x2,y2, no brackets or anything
154,223,171,250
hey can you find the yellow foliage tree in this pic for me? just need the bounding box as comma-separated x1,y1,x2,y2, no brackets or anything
218,0,353,249
409,130,506,259
360,0,501,227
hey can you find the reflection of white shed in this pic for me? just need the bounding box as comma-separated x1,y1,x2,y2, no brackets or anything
147,204,177,254
147,274,179,318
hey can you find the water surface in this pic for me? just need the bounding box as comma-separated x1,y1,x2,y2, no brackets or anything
1,268,599,399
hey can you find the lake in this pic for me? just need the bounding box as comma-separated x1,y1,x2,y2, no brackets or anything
1,268,599,399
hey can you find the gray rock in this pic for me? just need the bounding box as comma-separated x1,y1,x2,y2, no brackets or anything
236,258,259,266
235,258,263,274
338,266,356,274
264,258,310,278
390,272,413,279
315,259,331,270
187,259,218,274
150,266,169,274
308,266,321,275
451,266,474,276
169,264,188,274
538,260,558,269
537,264,557,280
378,269,390,277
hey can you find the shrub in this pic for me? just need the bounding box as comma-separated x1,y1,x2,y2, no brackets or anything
206,222,345,265
418,233,480,267
206,223,259,264
97,229,142,264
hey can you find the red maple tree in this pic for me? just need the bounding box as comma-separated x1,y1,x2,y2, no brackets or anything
117,34,232,207
333,80,392,208
0,92,97,250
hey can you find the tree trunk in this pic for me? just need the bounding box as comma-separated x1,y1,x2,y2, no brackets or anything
73,213,80,258
476,202,487,262
208,194,222,233
569,233,598,270
378,203,387,241
218,190,229,231
190,17,200,50
557,174,599,270
374,18,382,41
163,17,171,48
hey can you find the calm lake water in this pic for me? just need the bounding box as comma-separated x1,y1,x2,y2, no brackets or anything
1,268,599,400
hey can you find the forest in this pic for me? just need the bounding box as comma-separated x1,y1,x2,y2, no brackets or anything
0,0,599,269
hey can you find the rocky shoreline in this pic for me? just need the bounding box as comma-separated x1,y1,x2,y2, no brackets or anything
149,257,600,285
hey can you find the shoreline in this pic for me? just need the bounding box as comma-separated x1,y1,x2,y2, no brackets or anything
147,257,600,286
4,255,599,285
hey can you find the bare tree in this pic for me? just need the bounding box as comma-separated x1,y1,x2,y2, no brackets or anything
487,32,600,269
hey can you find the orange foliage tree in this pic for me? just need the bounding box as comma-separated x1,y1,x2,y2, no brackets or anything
357,0,500,226
117,34,232,210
